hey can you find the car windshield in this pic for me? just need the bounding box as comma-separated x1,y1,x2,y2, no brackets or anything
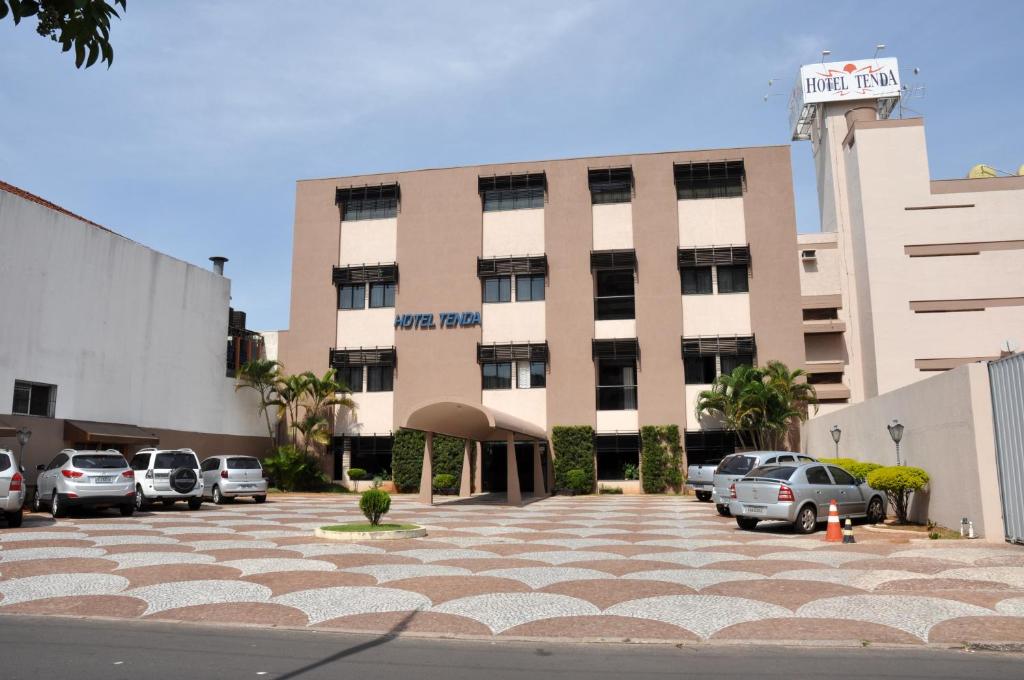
72,454,127,469
745,465,796,481
154,452,199,469
717,455,756,475
227,457,261,470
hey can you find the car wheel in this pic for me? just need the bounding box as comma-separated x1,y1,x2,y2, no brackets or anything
695,491,712,502
716,504,731,517
187,498,202,511
51,491,67,518
212,486,224,505
793,504,818,534
4,509,23,528
32,489,43,513
866,496,885,524
736,516,759,531
135,485,147,511
120,504,135,517
253,495,267,504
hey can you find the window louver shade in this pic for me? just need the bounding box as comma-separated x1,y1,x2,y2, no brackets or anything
330,347,396,368
335,184,400,205
677,245,751,268
477,342,548,364
592,338,639,359
681,336,756,357
477,256,547,277
332,264,398,285
478,173,546,193
588,167,634,203
590,250,637,270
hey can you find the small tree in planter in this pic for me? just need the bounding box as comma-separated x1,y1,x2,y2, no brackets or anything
359,488,391,526
347,467,367,482
866,466,929,524
432,473,458,495
565,469,592,496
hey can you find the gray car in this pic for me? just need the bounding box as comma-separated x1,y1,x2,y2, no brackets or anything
200,455,268,504
34,449,136,517
728,462,887,533
711,451,818,516
0,449,26,527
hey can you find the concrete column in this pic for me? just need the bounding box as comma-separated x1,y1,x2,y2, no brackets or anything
473,441,483,493
506,433,521,506
418,432,433,505
459,439,473,497
546,440,555,492
532,441,545,496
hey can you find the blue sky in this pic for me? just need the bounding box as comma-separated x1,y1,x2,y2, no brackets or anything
2,1,1022,331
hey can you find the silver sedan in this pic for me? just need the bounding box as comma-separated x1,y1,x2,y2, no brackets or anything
727,462,886,534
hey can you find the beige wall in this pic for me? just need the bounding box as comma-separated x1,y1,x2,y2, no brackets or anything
681,293,751,336
592,203,633,250
339,218,397,265
678,196,745,246
481,301,545,343
802,362,1002,539
336,308,396,349
482,208,545,257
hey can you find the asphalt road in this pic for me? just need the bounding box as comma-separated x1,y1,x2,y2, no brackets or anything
1,615,1020,680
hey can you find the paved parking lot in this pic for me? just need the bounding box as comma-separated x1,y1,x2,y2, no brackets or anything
1,494,1023,645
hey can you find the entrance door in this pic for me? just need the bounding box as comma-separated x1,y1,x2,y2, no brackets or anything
481,441,535,494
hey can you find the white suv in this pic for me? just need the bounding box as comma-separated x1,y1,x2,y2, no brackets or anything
130,448,204,511
0,449,25,527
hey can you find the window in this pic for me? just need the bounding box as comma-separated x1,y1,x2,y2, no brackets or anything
515,275,545,301
717,264,749,293
346,436,394,477
596,357,637,410
12,380,56,417
483,277,511,303
154,451,199,470
337,184,399,221
516,361,546,389
482,362,512,390
720,353,754,376
684,355,716,384
805,466,833,485
681,267,713,295
338,284,365,310
595,269,635,320
803,308,838,321
674,160,745,200
683,430,737,465
718,455,755,475
829,466,857,485
227,457,262,470
588,167,633,205
595,433,640,480
366,365,394,392
47,453,69,470
72,455,127,469
479,173,546,212
130,454,150,471
808,373,843,385
201,458,218,472
338,366,363,393
369,282,396,308
747,465,797,481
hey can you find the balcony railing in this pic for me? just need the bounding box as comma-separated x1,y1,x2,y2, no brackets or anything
594,295,635,321
596,385,638,410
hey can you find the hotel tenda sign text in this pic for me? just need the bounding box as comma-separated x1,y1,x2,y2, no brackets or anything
395,312,480,329
790,57,901,141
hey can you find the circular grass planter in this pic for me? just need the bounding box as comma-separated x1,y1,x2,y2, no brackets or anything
314,523,426,541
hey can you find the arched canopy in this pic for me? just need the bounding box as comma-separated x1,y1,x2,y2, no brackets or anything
403,399,547,442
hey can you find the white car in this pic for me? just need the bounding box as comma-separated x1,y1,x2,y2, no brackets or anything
33,449,135,517
0,449,25,527
201,455,268,504
130,448,204,511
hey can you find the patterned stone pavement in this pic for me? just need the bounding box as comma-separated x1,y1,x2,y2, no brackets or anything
2,494,1023,645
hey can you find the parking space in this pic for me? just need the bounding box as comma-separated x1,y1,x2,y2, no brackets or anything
1,495,1023,644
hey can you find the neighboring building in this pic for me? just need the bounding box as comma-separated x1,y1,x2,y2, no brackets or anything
793,57,1024,407
0,181,270,473
280,147,805,493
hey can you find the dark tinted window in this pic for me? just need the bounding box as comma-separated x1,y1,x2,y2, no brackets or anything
368,282,396,308
483,277,511,303
338,284,365,310
72,455,127,469
0,455,10,472
227,457,262,470
367,365,394,392
594,269,635,320
482,362,512,390
154,452,199,469
48,454,69,470
776,455,796,463
805,466,833,484
201,459,219,472
717,264,749,293
717,455,755,475
828,466,857,485
130,453,150,471
720,354,753,376
338,366,363,393
516,275,545,301
746,465,796,481
797,455,816,462
529,361,546,388
681,267,713,295
684,355,716,384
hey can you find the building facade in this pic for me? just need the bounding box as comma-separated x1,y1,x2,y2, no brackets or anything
280,147,805,491
0,182,270,472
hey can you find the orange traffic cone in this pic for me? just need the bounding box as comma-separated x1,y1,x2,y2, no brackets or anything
825,499,843,542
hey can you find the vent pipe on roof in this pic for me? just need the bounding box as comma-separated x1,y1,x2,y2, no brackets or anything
209,256,228,276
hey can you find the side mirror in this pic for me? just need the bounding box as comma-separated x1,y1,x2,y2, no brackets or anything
36,464,46,471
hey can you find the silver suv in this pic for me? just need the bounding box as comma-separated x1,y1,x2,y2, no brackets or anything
201,455,268,504
34,449,135,517
130,448,204,511
0,449,26,527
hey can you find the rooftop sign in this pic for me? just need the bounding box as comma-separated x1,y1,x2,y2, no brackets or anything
790,57,901,141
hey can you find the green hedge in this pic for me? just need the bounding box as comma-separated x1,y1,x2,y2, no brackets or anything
641,425,683,493
819,457,883,480
391,429,465,492
552,426,594,493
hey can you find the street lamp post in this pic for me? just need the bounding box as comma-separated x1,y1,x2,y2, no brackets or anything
15,427,31,472
830,425,841,458
886,419,904,466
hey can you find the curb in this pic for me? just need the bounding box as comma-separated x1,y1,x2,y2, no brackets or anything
313,526,426,541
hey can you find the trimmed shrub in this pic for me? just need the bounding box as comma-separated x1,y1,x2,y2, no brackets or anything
565,468,592,494
641,425,684,494
359,488,392,525
391,429,465,492
346,467,367,481
866,466,929,524
432,473,457,491
819,457,883,480
262,445,328,491
552,426,594,491
599,485,623,495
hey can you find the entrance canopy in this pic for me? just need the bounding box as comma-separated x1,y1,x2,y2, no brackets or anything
403,399,546,442
64,420,160,446
0,419,16,438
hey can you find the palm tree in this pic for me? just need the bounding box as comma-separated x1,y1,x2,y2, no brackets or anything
694,364,763,450
235,359,283,448
301,370,356,462
761,360,818,449
275,373,311,444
